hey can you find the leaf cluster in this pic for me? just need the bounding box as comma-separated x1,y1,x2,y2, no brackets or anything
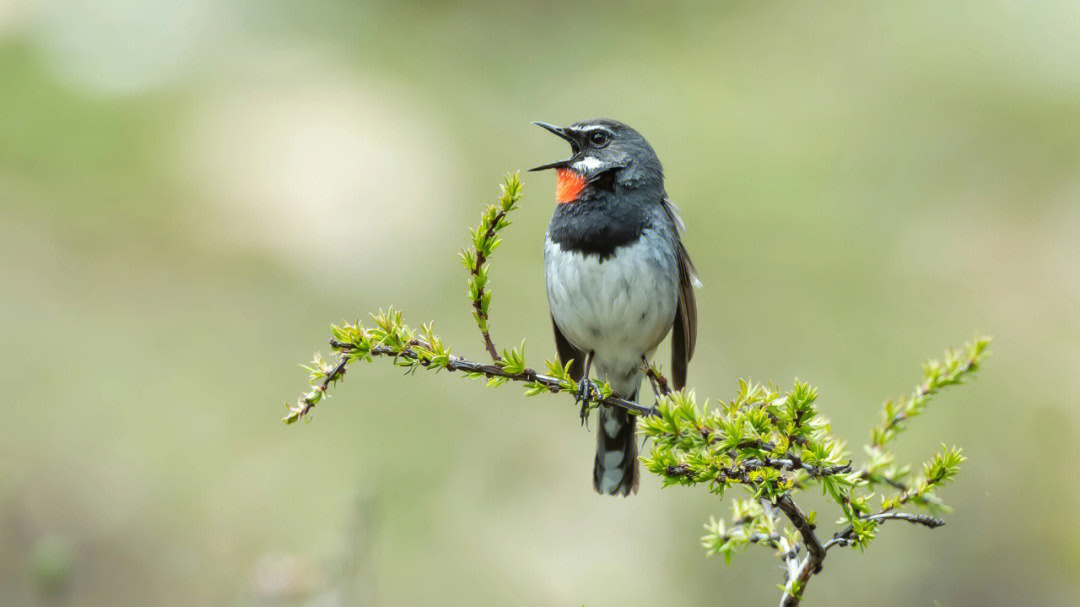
459,173,522,358
635,336,986,581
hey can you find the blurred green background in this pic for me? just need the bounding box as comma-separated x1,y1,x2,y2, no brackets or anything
2,2,1078,606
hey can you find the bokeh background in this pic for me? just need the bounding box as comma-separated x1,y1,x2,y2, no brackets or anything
2,2,1078,606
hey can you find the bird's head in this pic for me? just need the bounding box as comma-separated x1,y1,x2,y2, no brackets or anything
530,119,662,204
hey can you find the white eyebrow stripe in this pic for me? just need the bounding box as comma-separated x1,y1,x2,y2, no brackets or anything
577,124,609,132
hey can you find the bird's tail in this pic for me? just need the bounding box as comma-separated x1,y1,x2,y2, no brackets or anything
593,392,639,496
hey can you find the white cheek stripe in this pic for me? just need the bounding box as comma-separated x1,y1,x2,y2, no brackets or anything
572,156,605,173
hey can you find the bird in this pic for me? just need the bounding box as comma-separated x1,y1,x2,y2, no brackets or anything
531,119,699,496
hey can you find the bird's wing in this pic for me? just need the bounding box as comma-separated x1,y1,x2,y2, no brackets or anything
552,315,586,381
671,242,698,390
663,197,700,390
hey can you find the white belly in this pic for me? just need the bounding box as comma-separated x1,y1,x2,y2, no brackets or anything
545,233,678,388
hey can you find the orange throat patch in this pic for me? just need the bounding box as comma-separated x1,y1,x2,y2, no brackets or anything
555,169,587,204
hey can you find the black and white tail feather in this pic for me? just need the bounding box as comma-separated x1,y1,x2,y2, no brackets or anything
594,390,641,495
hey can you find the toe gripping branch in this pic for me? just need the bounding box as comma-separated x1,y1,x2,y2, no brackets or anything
575,352,597,428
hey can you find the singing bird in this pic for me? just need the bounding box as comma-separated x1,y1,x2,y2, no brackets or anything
532,119,699,496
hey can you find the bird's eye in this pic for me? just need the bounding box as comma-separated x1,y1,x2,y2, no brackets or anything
588,131,610,146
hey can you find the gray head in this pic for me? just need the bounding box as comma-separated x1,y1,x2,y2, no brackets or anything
530,119,663,192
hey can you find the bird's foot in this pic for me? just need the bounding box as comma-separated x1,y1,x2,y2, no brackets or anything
575,377,599,428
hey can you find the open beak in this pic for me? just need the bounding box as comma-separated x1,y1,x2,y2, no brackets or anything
529,121,576,171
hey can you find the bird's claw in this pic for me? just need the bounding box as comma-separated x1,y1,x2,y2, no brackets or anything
576,377,598,428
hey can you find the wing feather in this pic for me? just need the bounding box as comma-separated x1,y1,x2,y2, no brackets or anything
663,197,699,390
552,316,586,381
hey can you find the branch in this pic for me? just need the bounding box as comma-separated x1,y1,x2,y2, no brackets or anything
666,460,850,484
469,238,500,362
284,335,656,424
748,459,851,478
461,174,522,362
287,352,350,422
285,172,990,607
761,500,802,582
825,512,945,551
869,337,990,450
347,339,653,414
642,359,672,397
775,494,826,607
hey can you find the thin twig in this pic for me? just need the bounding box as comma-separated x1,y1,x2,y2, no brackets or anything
776,494,826,607
761,500,801,583
745,459,851,478
290,355,350,421
665,460,850,482
642,359,672,397
857,469,911,492
869,340,987,449
467,210,510,363
327,338,656,416
825,512,945,551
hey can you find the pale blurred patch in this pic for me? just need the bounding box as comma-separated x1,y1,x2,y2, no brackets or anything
0,0,36,38
27,0,223,97
175,55,461,280
251,552,325,601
